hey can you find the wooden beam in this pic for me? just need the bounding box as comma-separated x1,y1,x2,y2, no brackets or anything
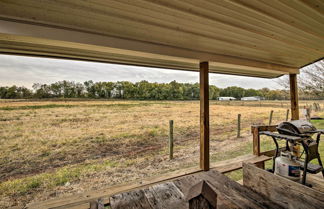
200,61,209,171
251,125,277,156
243,163,324,209
289,74,299,120
251,126,261,156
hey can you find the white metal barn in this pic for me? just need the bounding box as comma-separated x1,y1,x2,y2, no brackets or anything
241,96,262,101
218,97,237,101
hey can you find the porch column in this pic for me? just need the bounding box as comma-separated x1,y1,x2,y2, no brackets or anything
289,73,299,120
200,61,209,171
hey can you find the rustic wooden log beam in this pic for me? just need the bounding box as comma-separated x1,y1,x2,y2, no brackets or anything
289,74,299,120
243,163,324,209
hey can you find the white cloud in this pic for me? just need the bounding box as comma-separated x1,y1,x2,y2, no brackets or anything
0,54,282,89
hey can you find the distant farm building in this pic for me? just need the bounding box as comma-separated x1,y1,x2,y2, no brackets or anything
241,96,262,101
218,97,236,101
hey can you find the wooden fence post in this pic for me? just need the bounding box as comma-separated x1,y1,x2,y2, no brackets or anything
237,114,241,138
269,110,274,125
286,109,289,121
169,120,174,160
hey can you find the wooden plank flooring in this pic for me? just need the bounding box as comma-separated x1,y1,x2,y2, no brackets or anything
110,169,283,209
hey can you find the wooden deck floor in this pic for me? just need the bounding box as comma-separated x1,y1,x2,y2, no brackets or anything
306,172,324,193
109,168,283,209
109,166,324,209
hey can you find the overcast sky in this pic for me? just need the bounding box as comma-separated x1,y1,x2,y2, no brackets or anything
0,54,283,89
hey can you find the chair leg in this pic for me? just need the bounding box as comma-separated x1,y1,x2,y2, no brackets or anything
302,158,308,185
317,154,324,178
302,151,308,185
272,136,279,172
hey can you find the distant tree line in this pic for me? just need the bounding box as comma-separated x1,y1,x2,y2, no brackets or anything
0,80,294,100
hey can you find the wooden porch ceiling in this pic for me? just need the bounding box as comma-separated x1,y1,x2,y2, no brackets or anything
0,0,323,78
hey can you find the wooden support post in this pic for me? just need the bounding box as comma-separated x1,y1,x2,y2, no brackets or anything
269,110,274,125
200,61,209,171
286,109,289,121
251,125,277,168
169,120,174,160
289,73,300,156
237,114,241,138
289,74,299,120
251,126,261,156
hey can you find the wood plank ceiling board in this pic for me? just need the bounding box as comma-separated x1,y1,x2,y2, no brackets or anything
0,0,323,78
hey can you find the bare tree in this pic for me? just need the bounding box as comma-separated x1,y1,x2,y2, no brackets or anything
276,59,324,99
299,60,324,97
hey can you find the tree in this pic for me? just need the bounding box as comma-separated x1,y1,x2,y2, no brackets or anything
32,83,51,98
84,80,96,98
220,86,245,99
299,60,324,98
0,80,298,100
277,59,324,99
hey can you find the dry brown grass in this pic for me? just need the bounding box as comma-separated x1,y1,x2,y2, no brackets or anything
0,100,322,208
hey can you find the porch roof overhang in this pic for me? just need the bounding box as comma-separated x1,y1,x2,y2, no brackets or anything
0,0,323,78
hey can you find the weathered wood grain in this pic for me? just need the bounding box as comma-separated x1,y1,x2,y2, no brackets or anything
194,171,283,209
186,181,217,209
144,182,187,209
110,168,283,209
243,163,324,209
289,74,299,120
110,190,151,209
251,125,277,156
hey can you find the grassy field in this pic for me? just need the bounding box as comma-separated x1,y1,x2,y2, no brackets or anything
0,100,323,208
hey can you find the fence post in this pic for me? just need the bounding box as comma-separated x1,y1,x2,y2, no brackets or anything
169,120,174,160
269,110,274,125
237,114,241,138
286,109,289,121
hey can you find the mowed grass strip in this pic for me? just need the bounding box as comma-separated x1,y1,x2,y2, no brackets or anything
0,159,118,196
0,102,168,111
0,104,74,111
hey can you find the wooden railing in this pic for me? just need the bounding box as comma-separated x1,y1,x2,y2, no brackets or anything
251,125,279,169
